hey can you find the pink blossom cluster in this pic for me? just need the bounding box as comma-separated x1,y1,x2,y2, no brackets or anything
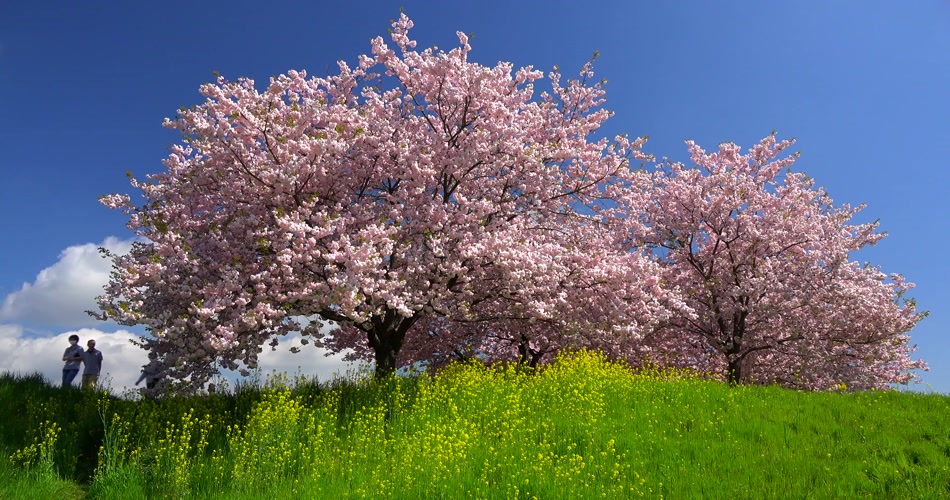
634,134,926,390
96,15,925,392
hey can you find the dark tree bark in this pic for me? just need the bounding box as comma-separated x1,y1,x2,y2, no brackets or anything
366,309,420,379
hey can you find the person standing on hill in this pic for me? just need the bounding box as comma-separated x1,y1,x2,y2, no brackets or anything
61,334,84,387
81,339,103,390
135,351,162,397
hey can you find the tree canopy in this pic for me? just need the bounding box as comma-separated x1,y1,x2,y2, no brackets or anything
97,14,669,390
635,135,926,390
96,15,926,393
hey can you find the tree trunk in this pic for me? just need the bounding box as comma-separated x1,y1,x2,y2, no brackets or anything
726,309,748,385
516,336,544,371
727,357,742,385
366,309,420,380
373,338,399,379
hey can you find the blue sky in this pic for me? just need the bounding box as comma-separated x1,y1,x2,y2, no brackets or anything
1,1,947,392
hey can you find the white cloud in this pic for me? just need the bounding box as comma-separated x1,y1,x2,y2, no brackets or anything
0,237,134,326
0,324,22,339
0,238,362,394
0,328,145,391
0,327,358,394
248,334,368,385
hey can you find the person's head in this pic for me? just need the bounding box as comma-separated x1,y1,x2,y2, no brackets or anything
68,334,79,344
87,339,96,350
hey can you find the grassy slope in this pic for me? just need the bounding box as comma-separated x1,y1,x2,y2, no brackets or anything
1,353,948,499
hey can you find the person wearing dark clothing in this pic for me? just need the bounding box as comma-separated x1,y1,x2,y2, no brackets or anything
62,334,83,387
136,351,162,397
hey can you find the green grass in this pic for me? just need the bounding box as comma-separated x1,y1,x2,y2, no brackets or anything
1,352,948,499
0,455,85,500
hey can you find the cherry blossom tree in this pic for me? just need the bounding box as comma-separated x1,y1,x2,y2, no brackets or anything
95,14,667,387
637,134,927,390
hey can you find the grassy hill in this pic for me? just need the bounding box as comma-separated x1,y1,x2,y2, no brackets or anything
1,351,948,499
